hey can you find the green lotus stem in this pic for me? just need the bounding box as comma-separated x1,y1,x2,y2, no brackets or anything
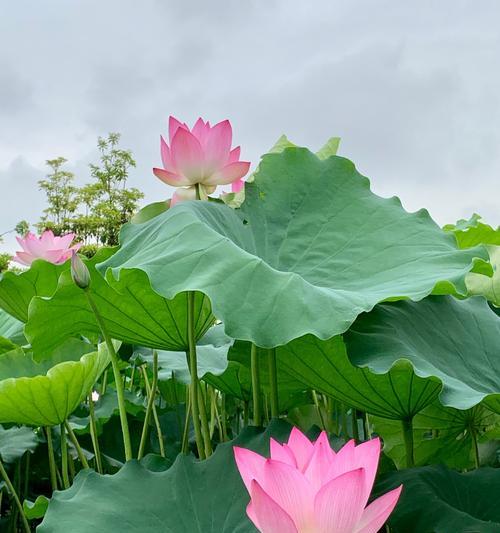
263,393,270,426
402,418,415,468
195,183,201,200
64,420,89,469
23,453,30,498
471,428,480,469
211,388,224,442
88,394,103,474
68,453,75,481
150,388,166,458
181,386,191,454
60,423,70,489
129,363,136,391
341,403,348,438
85,290,133,462
312,390,327,431
364,413,371,440
0,457,30,533
138,354,161,460
101,369,108,395
243,400,249,426
198,382,213,457
221,393,228,442
251,344,262,426
268,348,279,418
187,291,206,460
208,386,216,438
45,426,58,492
351,408,360,442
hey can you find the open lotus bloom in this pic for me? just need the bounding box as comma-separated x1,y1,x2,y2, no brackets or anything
234,428,402,533
14,230,81,266
153,116,250,205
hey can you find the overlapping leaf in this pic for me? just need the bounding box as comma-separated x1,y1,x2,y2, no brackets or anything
0,424,40,463
375,465,500,532
134,325,233,384
346,296,500,410
276,335,441,419
26,248,214,361
372,403,499,470
98,147,486,347
0,339,110,426
39,421,293,533
0,260,65,322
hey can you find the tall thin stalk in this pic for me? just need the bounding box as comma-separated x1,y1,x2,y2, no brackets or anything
181,387,191,455
85,291,132,461
402,418,415,468
471,428,480,469
198,382,212,457
187,291,206,459
45,426,58,492
88,395,103,474
0,458,30,533
251,344,262,426
268,348,279,418
64,421,89,469
138,356,165,459
60,423,70,489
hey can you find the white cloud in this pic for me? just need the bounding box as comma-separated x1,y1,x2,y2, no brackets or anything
1,0,499,252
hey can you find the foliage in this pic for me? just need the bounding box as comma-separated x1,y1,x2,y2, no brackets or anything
0,134,498,532
35,133,144,246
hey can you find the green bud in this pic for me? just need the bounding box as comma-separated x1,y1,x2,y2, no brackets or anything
71,252,91,290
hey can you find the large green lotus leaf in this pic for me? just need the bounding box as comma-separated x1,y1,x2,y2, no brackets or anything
275,335,441,419
26,248,214,361
372,403,500,470
375,465,500,532
133,324,233,384
346,296,500,410
0,424,40,463
0,260,65,322
39,421,293,533
0,339,110,426
97,147,486,347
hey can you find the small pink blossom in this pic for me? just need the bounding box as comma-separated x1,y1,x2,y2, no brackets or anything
234,427,402,533
153,116,250,205
14,230,81,266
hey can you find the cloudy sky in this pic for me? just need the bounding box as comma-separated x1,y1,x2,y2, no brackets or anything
1,0,499,252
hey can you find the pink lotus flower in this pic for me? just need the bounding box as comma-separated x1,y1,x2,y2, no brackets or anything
14,231,81,266
153,116,250,205
234,428,402,533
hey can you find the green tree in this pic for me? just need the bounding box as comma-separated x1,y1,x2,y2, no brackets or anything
87,133,143,245
37,158,78,234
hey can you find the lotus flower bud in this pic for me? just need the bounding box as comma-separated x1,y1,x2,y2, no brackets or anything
71,251,91,290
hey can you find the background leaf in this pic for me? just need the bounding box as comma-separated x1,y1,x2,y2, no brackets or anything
26,248,213,361
0,260,65,322
375,465,500,532
346,296,500,410
39,421,295,533
0,339,110,426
